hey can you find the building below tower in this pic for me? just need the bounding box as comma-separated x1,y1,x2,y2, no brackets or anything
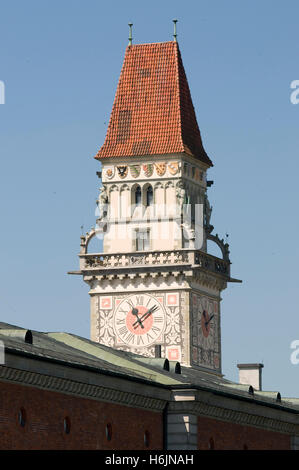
0,322,298,450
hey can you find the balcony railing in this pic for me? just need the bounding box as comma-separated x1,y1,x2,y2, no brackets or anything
79,249,230,277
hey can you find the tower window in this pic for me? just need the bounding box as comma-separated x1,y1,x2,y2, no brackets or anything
135,229,150,251
135,186,142,206
146,186,153,206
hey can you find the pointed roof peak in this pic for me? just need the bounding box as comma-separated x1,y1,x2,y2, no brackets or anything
95,40,212,167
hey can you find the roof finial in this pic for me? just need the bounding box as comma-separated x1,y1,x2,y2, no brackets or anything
173,19,178,42
128,23,133,46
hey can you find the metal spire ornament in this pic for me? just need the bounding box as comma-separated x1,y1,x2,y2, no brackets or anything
173,19,178,42
128,23,133,46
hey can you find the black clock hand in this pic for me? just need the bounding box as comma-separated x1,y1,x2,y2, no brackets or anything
133,305,159,328
127,300,144,327
133,308,154,329
127,299,135,309
204,314,214,327
139,305,159,323
131,307,144,329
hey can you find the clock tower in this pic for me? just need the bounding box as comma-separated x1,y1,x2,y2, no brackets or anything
72,38,240,374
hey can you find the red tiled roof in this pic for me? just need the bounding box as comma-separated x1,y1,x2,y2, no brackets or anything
95,41,213,166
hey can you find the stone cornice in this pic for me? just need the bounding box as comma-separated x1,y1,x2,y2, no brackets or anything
192,401,299,435
2,366,298,435
83,269,227,293
0,365,166,413
168,395,299,435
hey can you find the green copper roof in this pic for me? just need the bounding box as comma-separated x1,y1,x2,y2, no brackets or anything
46,332,183,386
0,322,298,412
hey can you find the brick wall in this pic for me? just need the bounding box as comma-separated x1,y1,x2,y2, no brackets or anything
198,415,291,450
0,381,163,450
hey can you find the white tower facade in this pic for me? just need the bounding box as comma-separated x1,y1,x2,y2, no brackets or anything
71,40,240,373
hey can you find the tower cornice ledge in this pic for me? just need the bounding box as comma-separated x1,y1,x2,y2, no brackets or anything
69,249,241,285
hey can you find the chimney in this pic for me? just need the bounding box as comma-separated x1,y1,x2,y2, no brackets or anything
237,363,264,391
154,345,162,358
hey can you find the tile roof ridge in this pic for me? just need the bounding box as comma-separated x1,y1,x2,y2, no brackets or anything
93,43,127,160
173,41,185,154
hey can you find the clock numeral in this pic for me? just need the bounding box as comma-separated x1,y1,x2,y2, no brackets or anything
118,309,128,315
151,325,160,335
154,316,164,324
135,295,144,306
146,297,152,308
126,299,134,309
137,336,145,346
116,318,125,326
124,332,135,344
146,332,154,342
117,326,128,336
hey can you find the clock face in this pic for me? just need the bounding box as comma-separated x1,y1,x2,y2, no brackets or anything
195,295,219,369
198,297,216,350
113,294,166,347
200,308,214,339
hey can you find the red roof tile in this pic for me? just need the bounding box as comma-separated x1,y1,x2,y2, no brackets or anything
95,41,213,166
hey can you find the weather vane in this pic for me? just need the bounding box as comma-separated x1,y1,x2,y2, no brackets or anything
173,19,178,42
128,23,133,46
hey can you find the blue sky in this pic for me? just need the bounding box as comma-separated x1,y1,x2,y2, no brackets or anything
0,0,299,396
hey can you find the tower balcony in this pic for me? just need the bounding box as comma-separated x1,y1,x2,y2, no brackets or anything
73,249,233,280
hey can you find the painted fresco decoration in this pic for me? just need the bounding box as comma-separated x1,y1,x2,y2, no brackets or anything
168,162,179,175
155,163,166,177
104,166,115,179
142,164,154,178
97,291,183,362
117,166,128,179
129,165,141,178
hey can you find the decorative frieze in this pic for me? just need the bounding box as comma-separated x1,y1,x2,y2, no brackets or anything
0,366,166,412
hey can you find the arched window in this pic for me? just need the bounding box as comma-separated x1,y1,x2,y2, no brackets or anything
146,186,153,206
135,186,142,206
106,423,112,441
208,437,215,450
64,416,71,434
18,408,26,427
135,229,150,251
144,430,150,447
